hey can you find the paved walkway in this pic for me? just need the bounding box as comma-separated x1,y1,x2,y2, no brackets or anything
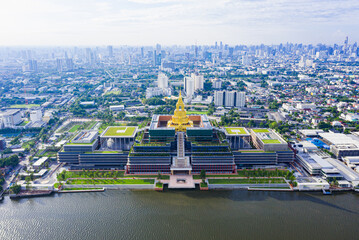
167,175,196,189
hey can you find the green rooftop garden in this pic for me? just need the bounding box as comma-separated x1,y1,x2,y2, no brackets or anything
85,151,120,154
66,138,96,145
225,127,248,135
69,124,81,133
103,126,136,137
252,129,270,133
262,139,281,144
19,121,29,126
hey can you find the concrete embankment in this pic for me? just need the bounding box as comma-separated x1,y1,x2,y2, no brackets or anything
209,183,291,190
10,190,53,199
58,188,105,193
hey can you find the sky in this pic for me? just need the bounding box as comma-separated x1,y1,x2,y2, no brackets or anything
0,0,359,46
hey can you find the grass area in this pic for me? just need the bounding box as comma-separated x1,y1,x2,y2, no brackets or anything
237,169,293,179
62,187,103,191
103,126,136,137
85,121,97,130
262,139,281,144
66,140,95,145
69,124,81,133
225,127,248,135
238,150,265,153
252,129,270,133
193,169,294,180
22,140,35,149
193,174,237,179
187,111,207,115
88,151,120,154
67,178,155,185
200,182,208,188
104,90,121,95
10,104,40,108
61,170,170,180
19,121,29,126
208,178,286,184
155,182,163,188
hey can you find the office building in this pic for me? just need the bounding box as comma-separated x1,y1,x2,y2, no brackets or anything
30,109,42,123
184,76,195,99
158,73,168,89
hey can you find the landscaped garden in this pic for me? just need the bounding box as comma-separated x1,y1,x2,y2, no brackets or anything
193,169,295,180
208,178,286,184
57,170,169,181
66,178,154,185
69,124,81,132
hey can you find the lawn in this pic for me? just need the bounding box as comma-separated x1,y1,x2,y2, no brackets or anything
19,121,29,126
208,178,286,184
67,178,155,185
10,104,40,108
61,171,170,180
200,182,208,188
225,127,248,135
252,129,270,133
193,174,238,179
262,139,281,144
90,151,120,154
103,126,136,137
69,124,81,132
239,150,265,153
155,182,163,188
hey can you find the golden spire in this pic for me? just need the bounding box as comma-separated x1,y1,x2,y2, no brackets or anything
167,91,193,131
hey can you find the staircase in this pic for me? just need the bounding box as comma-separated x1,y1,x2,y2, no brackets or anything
172,132,191,170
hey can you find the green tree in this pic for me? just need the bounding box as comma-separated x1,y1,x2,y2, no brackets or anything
10,184,21,194
200,169,206,180
25,176,31,183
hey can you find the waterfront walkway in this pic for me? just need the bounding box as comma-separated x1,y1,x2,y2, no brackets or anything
166,175,197,189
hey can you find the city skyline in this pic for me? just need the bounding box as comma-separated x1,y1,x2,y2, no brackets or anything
1,0,359,46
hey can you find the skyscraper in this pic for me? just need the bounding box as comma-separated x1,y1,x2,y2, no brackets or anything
191,73,204,90
214,90,245,107
184,76,194,99
236,92,246,108
158,73,168,89
107,45,113,57
56,59,63,72
225,90,236,107
214,91,225,106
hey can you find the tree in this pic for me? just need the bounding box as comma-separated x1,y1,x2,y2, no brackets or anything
157,171,162,180
200,169,206,180
57,170,67,182
10,184,21,194
25,176,31,183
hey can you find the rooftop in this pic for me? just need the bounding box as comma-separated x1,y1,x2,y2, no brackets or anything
225,127,249,135
252,128,286,144
252,128,270,133
102,126,137,137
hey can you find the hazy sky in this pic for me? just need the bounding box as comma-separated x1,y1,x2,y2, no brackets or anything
1,0,358,46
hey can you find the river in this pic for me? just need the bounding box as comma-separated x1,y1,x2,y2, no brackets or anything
1,190,359,240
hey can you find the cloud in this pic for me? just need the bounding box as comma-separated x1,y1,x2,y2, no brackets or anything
0,0,358,45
